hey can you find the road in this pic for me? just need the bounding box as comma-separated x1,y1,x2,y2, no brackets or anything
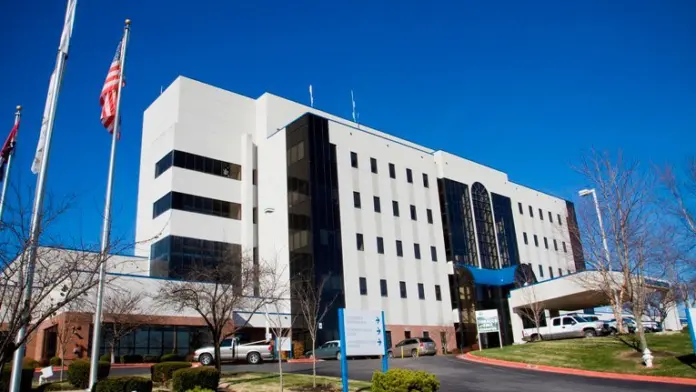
77,356,692,392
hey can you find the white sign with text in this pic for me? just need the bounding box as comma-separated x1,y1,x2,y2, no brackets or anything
342,309,385,356
475,309,500,333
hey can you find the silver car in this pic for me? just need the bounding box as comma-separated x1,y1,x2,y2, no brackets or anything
193,338,273,365
387,337,437,358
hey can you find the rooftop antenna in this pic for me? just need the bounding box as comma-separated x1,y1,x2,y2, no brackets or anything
160,85,163,95
351,90,357,123
309,84,314,108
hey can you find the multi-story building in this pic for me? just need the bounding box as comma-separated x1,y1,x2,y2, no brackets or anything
133,76,585,352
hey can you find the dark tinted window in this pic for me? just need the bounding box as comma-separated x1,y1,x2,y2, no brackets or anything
351,152,358,168
399,281,407,298
553,239,558,251
353,192,361,208
380,279,388,297
539,208,543,220
418,283,425,300
392,201,399,216
149,235,241,279
549,267,554,278
435,285,442,301
377,237,384,254
370,157,378,173
548,211,553,222
438,179,478,267
472,183,500,269
528,206,534,217
359,277,367,295
389,163,396,179
538,264,544,277
557,214,563,225
563,242,567,252
414,244,421,259
406,168,413,183
356,233,364,251
426,209,433,224
410,205,417,220
373,196,381,213
420,337,434,343
396,240,403,257
155,151,173,178
544,237,549,249
534,235,539,247
552,318,561,326
430,246,437,262
518,202,523,214
559,268,563,276
422,173,429,188
523,232,528,244
166,150,241,180
153,191,241,220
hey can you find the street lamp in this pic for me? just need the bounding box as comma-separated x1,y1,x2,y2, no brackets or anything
578,188,611,272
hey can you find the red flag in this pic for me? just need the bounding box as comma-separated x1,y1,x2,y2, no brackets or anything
0,123,18,182
100,40,124,136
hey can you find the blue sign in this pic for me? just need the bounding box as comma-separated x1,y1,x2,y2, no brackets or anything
338,308,388,392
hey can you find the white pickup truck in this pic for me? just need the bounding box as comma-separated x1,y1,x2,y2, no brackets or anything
523,315,602,342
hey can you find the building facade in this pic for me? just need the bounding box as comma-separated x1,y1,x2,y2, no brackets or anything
132,76,584,352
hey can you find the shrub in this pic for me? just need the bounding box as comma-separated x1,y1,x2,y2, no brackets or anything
151,361,191,383
49,357,63,367
371,368,440,392
0,364,34,392
171,367,220,392
184,388,215,392
683,326,689,333
160,353,185,362
99,354,120,363
143,355,160,363
293,341,305,359
22,357,40,368
92,376,153,392
68,360,111,388
120,354,143,364
35,381,79,391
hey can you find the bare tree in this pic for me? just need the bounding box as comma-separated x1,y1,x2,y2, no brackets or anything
266,288,294,392
0,187,138,373
660,158,696,243
293,274,338,388
643,288,676,329
516,269,545,341
102,291,154,363
50,305,79,381
155,250,284,372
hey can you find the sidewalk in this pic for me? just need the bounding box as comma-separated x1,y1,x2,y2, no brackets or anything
459,353,696,386
34,362,155,373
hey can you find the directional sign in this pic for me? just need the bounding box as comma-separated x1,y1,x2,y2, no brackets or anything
342,309,386,356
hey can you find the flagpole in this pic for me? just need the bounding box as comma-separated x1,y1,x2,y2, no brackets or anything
0,106,21,223
88,19,130,390
8,5,73,391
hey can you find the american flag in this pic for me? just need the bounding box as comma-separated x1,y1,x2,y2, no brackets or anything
100,40,124,134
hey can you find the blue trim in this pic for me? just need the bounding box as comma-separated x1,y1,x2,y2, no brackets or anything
459,265,517,287
381,310,388,372
686,307,696,355
338,308,348,392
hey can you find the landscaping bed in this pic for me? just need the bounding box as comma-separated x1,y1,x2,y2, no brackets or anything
472,333,696,378
219,372,372,392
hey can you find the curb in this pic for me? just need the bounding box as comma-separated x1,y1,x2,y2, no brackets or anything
34,363,155,373
458,353,696,386
287,359,325,364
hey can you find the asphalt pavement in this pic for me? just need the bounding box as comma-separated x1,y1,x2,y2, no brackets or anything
74,356,692,392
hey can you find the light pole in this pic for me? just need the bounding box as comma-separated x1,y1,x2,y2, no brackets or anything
578,188,611,272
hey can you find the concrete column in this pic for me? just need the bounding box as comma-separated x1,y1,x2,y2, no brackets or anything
508,301,525,344
663,303,682,331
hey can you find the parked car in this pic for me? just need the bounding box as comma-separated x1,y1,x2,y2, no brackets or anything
305,340,342,360
566,313,610,335
607,318,637,334
387,337,437,358
522,315,601,342
193,337,273,365
624,317,661,332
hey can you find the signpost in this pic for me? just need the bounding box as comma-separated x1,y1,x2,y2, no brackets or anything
338,308,388,392
475,309,502,350
686,307,696,355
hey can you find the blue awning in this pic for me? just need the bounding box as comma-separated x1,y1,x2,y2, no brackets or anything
458,265,518,286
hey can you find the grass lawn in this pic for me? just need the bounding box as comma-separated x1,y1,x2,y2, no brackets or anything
220,372,372,392
473,332,696,378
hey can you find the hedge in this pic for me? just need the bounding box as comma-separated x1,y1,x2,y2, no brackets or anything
371,368,440,392
151,361,191,383
120,354,143,364
99,354,119,363
49,357,63,367
68,360,111,388
160,353,185,362
0,365,34,392
183,388,215,392
171,367,220,392
143,355,160,363
91,376,153,392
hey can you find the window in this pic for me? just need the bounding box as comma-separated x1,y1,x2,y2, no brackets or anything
161,150,243,180
370,157,378,173
534,235,539,247
553,239,558,251
422,173,429,188
253,207,257,224
431,246,437,262
353,191,361,208
356,233,364,251
435,285,442,301
350,152,358,168
557,214,563,225
373,196,381,213
359,277,367,295
153,191,241,220
426,209,433,224
544,237,549,249
523,232,528,245
471,182,500,269
155,151,173,178
406,168,413,183
549,267,554,278
562,241,567,253
518,202,523,214
392,201,399,216
529,206,534,217
548,211,553,222
377,237,384,254
410,205,417,220
399,281,407,298
562,317,574,326
538,264,544,278
395,240,403,257
552,318,561,327
418,283,425,300
559,268,563,276
252,169,257,185
539,208,543,220
404,331,411,339
389,163,396,179
287,141,305,164
423,331,430,339
414,244,421,259
380,279,388,297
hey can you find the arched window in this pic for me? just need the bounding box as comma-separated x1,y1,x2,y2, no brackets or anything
471,183,500,269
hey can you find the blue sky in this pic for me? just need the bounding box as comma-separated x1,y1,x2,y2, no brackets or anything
1,0,694,249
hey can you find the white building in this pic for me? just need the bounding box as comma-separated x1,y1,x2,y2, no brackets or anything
130,76,593,351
